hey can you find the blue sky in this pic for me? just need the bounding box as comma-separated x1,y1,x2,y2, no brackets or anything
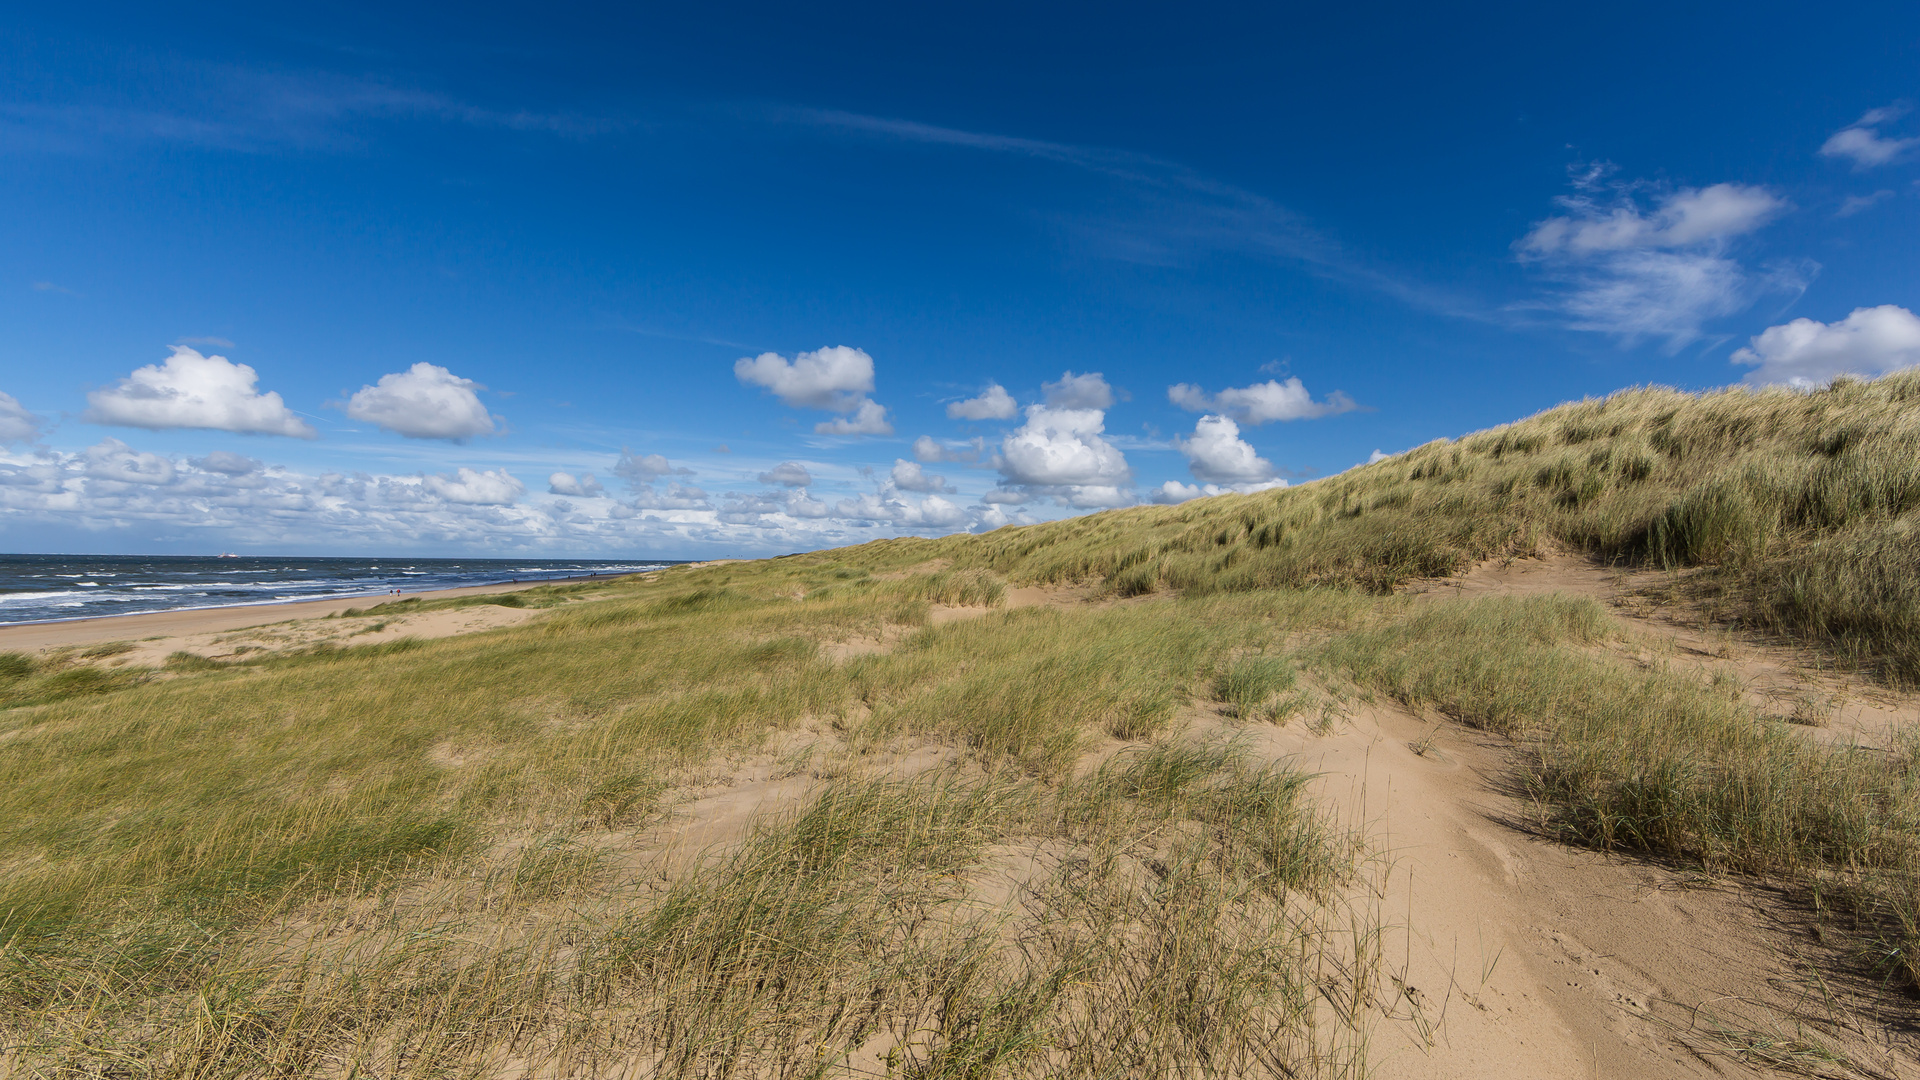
3,2,1917,557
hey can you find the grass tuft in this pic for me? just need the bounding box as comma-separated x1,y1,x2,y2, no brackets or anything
1320,593,1920,989
1214,655,1297,718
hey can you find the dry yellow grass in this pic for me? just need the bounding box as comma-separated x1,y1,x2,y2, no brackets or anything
0,565,1388,1077
908,371,1920,681
4,371,1919,1076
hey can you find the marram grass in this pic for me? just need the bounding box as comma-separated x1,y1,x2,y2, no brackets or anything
5,372,1920,1075
898,370,1920,682
0,563,1384,1076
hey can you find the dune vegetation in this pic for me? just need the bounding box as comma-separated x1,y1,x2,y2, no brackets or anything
952,372,1920,682
3,374,1919,1076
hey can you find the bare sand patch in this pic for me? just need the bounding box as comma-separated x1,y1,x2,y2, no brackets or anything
926,582,1101,627
871,558,951,580
819,636,895,661
1364,553,1920,1073
609,735,963,877
1202,695,1914,1078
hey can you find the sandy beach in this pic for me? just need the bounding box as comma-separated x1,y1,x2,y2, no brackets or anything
0,576,595,654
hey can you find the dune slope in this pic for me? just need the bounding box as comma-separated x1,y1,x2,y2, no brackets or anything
3,377,1919,1077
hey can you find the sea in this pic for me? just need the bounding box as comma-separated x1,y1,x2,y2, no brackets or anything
0,554,682,626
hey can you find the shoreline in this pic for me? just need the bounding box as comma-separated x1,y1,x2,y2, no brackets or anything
0,573,622,654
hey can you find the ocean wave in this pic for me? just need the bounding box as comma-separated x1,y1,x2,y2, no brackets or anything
0,556,681,625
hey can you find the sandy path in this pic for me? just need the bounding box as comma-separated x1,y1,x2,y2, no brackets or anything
1236,702,1907,1077
1285,554,1920,1076
14,553,1912,1073
902,560,1917,1073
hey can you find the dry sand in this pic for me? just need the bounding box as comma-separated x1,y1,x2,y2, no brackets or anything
0,577,598,664
12,555,1915,1074
1215,695,1911,1078
664,559,1920,1075
1348,554,1920,1076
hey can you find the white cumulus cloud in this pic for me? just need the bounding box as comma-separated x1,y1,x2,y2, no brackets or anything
947,383,1017,420
1000,406,1130,487
1042,370,1116,409
890,458,951,493
916,495,966,528
548,471,605,496
1151,480,1208,504
734,345,875,408
85,347,316,438
995,405,1132,506
345,363,497,441
914,435,985,463
424,467,525,505
0,392,44,444
758,461,814,487
1733,305,1920,387
605,448,710,511
1167,377,1357,424
734,345,894,436
1565,250,1805,346
831,491,967,528
1515,169,1800,348
1820,105,1919,170
1177,415,1275,483
813,398,894,436
1148,478,1288,504
785,493,835,518
971,503,1011,530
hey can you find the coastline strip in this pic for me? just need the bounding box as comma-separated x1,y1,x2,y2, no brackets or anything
0,577,599,653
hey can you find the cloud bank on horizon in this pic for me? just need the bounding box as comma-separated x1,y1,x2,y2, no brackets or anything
1,7,1915,556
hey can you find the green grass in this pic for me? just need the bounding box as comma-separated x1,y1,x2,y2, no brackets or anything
1318,593,1920,989
0,654,144,709
0,561,1385,1075
334,579,608,618
1214,655,1298,719
5,370,1919,1074
0,651,32,681
863,369,1920,682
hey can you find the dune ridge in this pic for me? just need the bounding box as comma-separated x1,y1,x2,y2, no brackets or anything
4,376,1920,1076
